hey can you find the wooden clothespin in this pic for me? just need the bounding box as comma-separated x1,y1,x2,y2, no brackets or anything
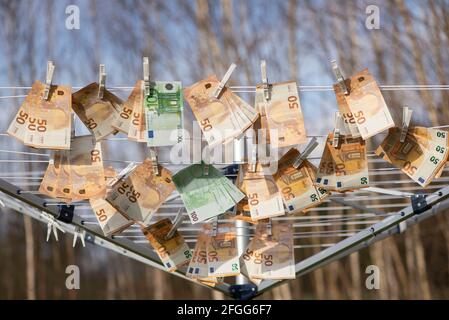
293,137,318,169
143,57,150,97
331,60,349,95
98,64,106,99
400,106,413,143
42,61,55,100
148,148,159,176
213,63,237,99
260,60,271,101
333,112,342,148
166,208,185,239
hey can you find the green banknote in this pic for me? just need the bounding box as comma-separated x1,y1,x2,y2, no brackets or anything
172,163,245,224
145,81,183,147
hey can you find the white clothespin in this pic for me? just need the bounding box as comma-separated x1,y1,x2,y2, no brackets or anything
98,64,106,99
398,220,407,233
248,144,258,173
0,199,5,207
293,137,319,169
331,60,349,95
148,148,159,176
43,61,55,100
213,63,237,98
41,212,66,242
260,60,271,101
400,106,413,143
203,146,210,176
107,162,137,187
211,216,218,237
166,208,185,239
143,57,150,97
333,112,342,148
73,227,86,248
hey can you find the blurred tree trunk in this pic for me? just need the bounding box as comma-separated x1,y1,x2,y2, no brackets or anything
23,216,36,300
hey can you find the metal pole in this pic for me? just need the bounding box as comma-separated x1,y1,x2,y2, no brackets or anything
235,219,249,285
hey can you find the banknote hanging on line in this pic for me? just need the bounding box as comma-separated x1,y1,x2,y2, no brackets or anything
236,163,285,221
72,83,123,141
7,80,72,149
273,148,328,214
240,221,296,281
254,80,307,147
142,218,192,272
172,162,245,224
315,133,369,192
184,75,258,148
376,126,449,187
333,68,395,139
106,158,176,224
39,135,106,202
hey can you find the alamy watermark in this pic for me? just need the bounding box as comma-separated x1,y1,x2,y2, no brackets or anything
365,5,380,30
65,265,80,290
365,265,380,290
65,5,80,30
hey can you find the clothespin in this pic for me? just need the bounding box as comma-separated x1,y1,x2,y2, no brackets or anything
148,148,159,176
398,220,407,233
73,227,86,248
400,106,413,143
42,61,55,100
203,147,210,176
260,60,271,101
98,64,106,99
213,63,237,99
293,137,318,169
333,112,342,148
143,57,150,97
166,208,185,239
331,60,349,95
266,220,272,237
211,216,218,237
248,144,258,173
0,199,5,207
107,162,137,187
40,212,66,242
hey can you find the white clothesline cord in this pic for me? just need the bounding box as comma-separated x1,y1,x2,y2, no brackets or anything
0,84,449,99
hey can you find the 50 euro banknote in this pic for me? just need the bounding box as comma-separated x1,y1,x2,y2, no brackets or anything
376,127,449,187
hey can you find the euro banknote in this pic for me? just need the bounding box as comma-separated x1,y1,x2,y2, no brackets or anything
376,127,449,187
141,218,192,272
112,80,143,135
39,135,106,202
274,149,328,213
89,197,134,236
184,76,258,148
239,163,285,220
205,223,240,277
334,69,394,139
255,81,307,147
7,80,71,149
145,81,183,146
72,83,123,140
172,162,245,224
315,133,369,192
241,221,295,280
106,159,175,223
